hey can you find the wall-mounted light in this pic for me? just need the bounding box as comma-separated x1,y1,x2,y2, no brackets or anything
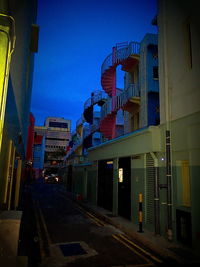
118,168,123,183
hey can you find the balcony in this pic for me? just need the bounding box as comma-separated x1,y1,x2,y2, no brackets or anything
115,83,140,111
83,122,100,139
101,41,140,76
84,90,108,110
101,98,112,120
76,116,85,129
65,136,83,159
101,84,140,119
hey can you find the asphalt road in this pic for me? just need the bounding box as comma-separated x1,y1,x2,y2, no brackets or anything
19,179,167,267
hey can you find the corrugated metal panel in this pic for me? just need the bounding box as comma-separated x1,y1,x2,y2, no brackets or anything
146,153,155,225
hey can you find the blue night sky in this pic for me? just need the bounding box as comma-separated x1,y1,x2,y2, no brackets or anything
31,0,157,131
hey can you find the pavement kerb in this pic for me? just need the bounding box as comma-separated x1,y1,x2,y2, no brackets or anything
75,199,197,265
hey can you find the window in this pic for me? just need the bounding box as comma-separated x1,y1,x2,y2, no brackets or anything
153,66,158,80
46,137,67,141
49,121,68,128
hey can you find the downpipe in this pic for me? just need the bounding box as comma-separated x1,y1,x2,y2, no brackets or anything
150,152,160,235
166,130,173,241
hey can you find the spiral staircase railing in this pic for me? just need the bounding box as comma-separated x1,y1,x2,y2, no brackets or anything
100,41,140,140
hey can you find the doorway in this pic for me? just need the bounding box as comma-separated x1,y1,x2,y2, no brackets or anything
118,157,131,220
97,159,113,211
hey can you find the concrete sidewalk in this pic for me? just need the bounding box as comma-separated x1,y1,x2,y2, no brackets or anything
60,188,200,266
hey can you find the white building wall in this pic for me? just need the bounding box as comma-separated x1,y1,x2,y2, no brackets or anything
158,0,200,124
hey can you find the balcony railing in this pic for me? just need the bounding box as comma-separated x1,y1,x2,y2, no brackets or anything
84,90,108,110
76,115,85,128
101,98,112,119
101,84,140,119
101,41,140,74
83,122,100,139
65,136,83,158
114,84,140,110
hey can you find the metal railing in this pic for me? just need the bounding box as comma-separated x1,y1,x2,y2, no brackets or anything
101,41,140,74
65,136,83,158
101,84,140,119
83,122,100,139
101,98,112,119
84,90,108,110
114,83,140,110
76,115,85,128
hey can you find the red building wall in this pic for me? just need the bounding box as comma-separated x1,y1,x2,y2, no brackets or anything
26,112,35,162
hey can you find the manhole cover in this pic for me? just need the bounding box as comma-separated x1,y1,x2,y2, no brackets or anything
59,242,87,257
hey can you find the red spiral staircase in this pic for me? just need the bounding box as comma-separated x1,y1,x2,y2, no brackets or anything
100,42,140,140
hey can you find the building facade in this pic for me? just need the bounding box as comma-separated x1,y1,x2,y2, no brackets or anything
0,0,38,210
33,134,45,179
64,33,160,224
34,117,71,174
0,0,38,263
62,0,200,253
157,0,200,250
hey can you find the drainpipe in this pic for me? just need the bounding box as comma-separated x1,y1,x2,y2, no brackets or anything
166,130,172,240
159,0,173,241
150,152,160,235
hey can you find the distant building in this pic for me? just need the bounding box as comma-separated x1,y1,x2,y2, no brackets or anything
33,134,45,179
34,117,71,173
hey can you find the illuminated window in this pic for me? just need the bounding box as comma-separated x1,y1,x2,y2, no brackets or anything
119,168,123,183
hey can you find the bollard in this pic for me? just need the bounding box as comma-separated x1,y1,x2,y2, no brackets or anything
138,193,144,233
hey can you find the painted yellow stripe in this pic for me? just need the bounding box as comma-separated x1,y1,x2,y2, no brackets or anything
139,193,143,202
75,205,105,226
36,201,52,246
86,211,105,226
112,234,152,264
139,211,143,222
33,201,45,259
86,214,103,227
118,234,162,264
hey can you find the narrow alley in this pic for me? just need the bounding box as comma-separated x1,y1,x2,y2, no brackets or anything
18,179,198,267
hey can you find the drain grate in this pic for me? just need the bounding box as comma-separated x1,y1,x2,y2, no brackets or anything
59,242,87,257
